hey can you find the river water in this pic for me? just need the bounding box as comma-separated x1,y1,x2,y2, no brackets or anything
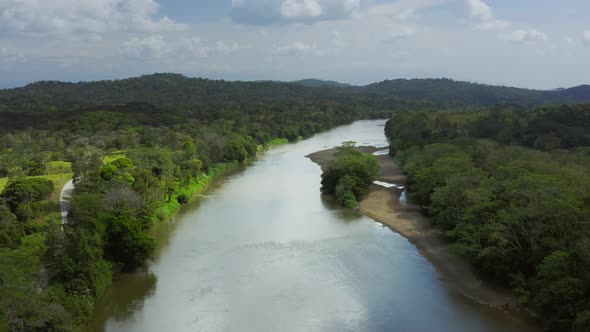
91,120,535,332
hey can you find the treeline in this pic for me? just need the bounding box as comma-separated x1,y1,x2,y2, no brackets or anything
468,104,590,150
362,79,590,108
320,142,379,208
2,74,590,117
0,91,382,330
385,106,590,331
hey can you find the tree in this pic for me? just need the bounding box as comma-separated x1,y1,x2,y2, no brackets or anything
1,178,54,212
320,143,379,208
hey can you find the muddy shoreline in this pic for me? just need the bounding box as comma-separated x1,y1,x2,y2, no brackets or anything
306,146,538,328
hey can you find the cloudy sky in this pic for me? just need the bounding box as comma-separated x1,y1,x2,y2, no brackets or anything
0,0,589,89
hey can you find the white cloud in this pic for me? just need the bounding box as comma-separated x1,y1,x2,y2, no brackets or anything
272,42,316,56
466,0,493,21
0,47,26,64
506,29,547,43
122,35,242,60
465,0,509,30
230,0,361,24
215,41,241,55
280,0,323,18
382,28,414,43
361,0,443,22
329,31,341,42
0,0,588,90
464,0,547,43
184,38,241,58
478,19,510,30
0,0,186,36
584,30,590,43
123,35,169,59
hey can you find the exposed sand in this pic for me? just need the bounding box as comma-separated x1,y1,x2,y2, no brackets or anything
306,146,531,315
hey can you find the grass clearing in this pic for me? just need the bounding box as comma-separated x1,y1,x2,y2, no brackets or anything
46,160,72,174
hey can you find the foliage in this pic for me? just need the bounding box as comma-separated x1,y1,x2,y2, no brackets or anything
3,74,588,330
385,110,590,331
321,142,379,208
1,178,54,212
0,234,73,331
0,73,379,329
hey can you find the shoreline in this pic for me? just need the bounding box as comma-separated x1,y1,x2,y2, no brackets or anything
306,146,537,326
152,140,289,224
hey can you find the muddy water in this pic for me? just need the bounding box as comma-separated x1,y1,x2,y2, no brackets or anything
91,120,536,332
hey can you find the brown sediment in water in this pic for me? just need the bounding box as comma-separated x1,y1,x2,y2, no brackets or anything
306,146,538,327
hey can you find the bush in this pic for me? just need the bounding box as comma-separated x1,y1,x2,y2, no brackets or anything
109,158,134,169
335,175,359,208
177,194,189,204
1,178,54,212
320,142,379,208
100,164,119,181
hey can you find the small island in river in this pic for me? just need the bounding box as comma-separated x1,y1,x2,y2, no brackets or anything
307,146,532,319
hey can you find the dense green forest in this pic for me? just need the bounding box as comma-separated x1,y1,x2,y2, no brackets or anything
1,74,590,122
291,78,353,88
0,75,390,330
385,105,590,331
362,79,590,108
2,73,590,330
320,142,379,208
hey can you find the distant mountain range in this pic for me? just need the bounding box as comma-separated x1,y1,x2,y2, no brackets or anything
291,79,352,88
358,78,590,107
1,74,589,114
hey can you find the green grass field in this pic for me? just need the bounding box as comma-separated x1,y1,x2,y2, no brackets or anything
46,161,72,174
0,152,125,196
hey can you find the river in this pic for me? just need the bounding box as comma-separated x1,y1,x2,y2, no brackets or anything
91,120,535,332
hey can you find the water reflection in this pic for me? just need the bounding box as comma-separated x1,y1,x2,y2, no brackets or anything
91,271,157,328
320,194,365,223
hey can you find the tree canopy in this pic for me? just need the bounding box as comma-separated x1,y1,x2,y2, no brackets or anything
321,142,379,208
385,108,590,331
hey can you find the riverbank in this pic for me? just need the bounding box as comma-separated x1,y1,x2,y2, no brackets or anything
152,140,292,223
151,161,241,223
306,146,528,313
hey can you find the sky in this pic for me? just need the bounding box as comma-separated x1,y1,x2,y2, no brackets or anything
0,0,589,89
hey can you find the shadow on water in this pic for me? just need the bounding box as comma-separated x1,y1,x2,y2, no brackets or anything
319,194,365,223
91,271,157,330
151,162,250,259
90,164,250,331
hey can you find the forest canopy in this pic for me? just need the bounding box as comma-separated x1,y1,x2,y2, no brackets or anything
1,74,590,330
385,106,590,331
0,75,391,331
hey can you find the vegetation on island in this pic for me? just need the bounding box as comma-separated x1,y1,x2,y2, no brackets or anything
320,142,379,208
385,105,590,332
